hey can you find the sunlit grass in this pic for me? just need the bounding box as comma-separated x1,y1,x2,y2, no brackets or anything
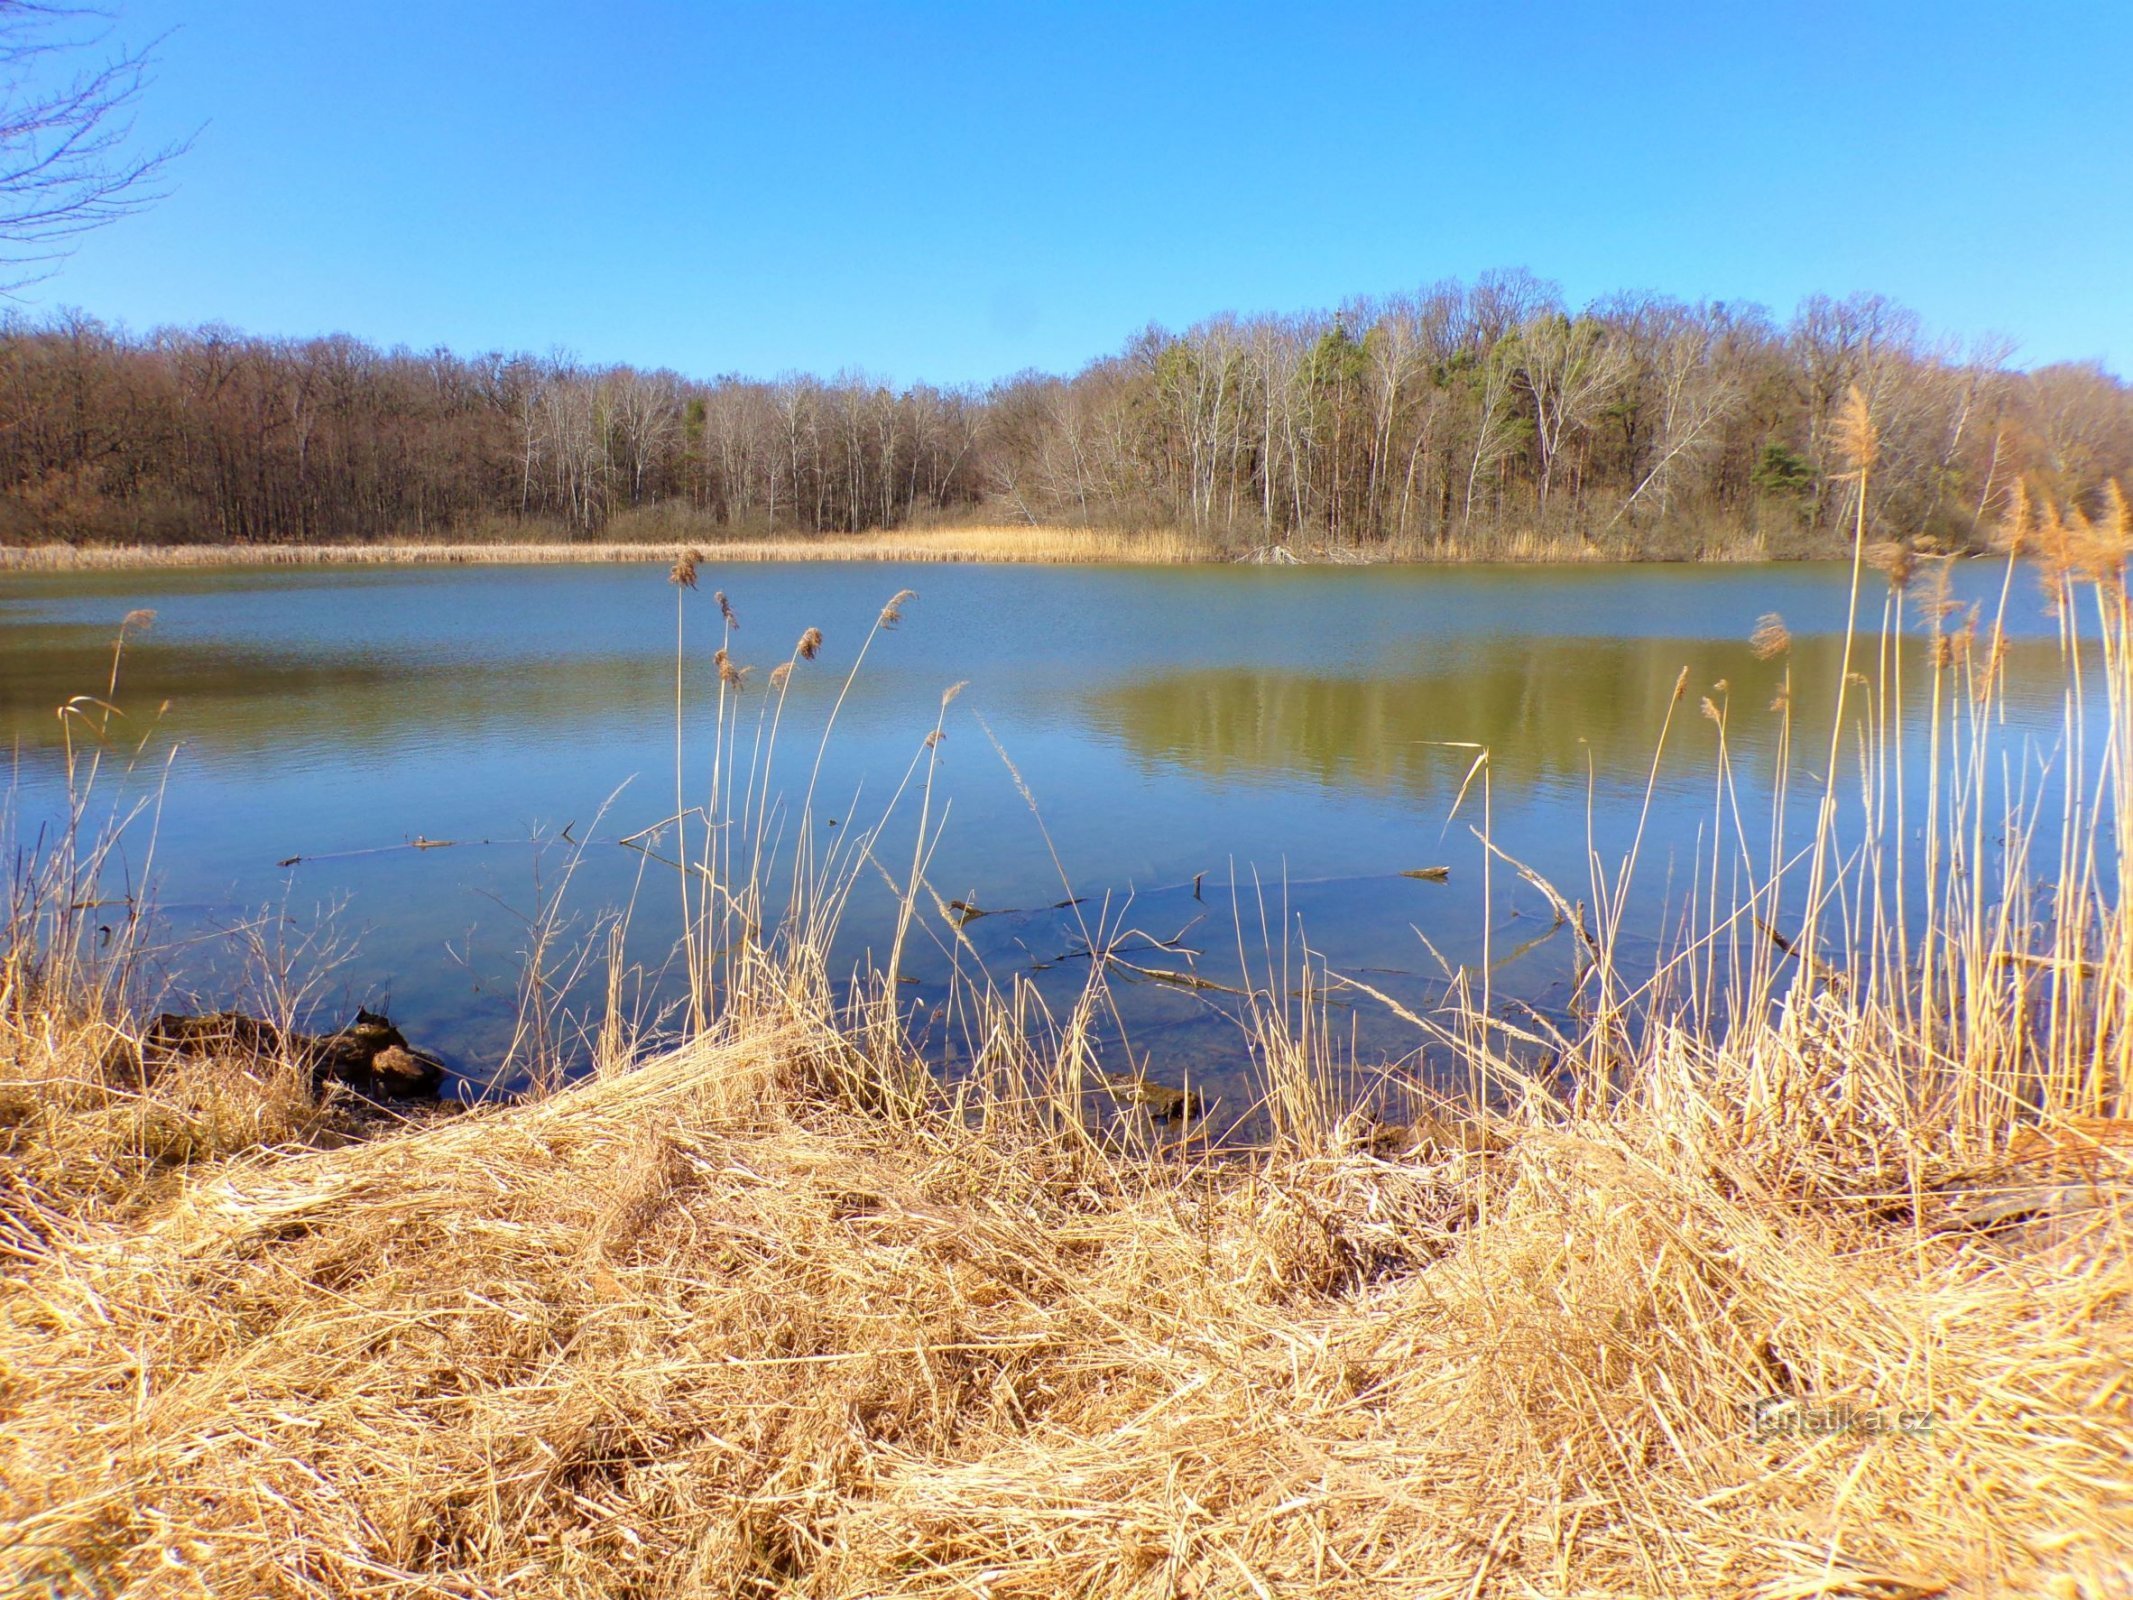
4,515,1822,571
0,524,1219,570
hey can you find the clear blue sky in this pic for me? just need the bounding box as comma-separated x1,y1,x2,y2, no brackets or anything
25,0,2133,384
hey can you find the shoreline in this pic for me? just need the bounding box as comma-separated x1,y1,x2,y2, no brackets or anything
0,525,1821,572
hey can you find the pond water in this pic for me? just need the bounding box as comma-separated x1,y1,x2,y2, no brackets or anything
0,559,2082,1111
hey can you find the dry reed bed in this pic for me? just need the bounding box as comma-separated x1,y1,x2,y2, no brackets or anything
1,1002,2127,1600
1,523,1796,572
0,527,1216,571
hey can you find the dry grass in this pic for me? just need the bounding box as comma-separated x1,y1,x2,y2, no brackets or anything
2,1005,2126,1598
0,1002,362,1232
3,459,2130,1596
3,517,1817,572
0,525,1219,572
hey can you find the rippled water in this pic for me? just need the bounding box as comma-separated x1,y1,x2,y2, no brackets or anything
1,560,2081,1104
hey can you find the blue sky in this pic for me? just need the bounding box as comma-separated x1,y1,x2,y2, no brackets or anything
23,0,2133,384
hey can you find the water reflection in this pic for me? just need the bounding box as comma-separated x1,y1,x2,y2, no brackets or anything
1091,634,2076,803
0,621,723,767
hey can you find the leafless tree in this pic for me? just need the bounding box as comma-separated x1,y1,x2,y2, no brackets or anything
1605,302,1743,532
1,273,2125,553
1515,312,1631,520
0,2,185,284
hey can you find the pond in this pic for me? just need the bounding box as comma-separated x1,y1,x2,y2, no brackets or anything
0,559,2081,1111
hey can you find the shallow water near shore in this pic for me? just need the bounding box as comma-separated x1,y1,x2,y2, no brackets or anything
0,558,2087,1110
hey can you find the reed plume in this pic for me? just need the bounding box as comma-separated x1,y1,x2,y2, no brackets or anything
1933,602,1980,670
1833,382,1879,477
1867,538,1916,590
2035,496,2078,601
1914,554,1959,628
1750,611,1791,660
1997,481,2033,554
2079,481,2128,584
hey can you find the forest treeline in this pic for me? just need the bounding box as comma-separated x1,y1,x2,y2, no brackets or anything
3,269,2129,555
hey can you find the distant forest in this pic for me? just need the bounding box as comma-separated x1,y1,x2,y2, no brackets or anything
3,270,2128,555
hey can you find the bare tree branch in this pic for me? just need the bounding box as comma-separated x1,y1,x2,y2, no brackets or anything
0,2,187,285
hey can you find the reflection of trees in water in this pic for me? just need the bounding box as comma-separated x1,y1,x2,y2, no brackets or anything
1090,635,2078,801
0,630,824,769
7,616,2081,803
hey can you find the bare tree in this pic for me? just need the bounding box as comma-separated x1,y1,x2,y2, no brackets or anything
0,3,185,283
1606,303,1743,532
1514,312,1631,520
607,368,680,507
0,269,2125,553
1460,339,1524,530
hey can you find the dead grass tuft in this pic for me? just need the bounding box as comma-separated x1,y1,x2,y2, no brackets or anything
0,1015,2124,1598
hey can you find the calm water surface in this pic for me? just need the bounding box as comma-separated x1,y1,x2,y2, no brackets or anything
0,561,2079,1105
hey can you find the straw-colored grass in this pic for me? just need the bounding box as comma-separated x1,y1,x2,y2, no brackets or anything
3,439,2129,1596
2,999,2126,1599
0,526,1219,572
1,517,1808,572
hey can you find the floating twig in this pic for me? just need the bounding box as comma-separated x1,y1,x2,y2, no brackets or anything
276,835,488,868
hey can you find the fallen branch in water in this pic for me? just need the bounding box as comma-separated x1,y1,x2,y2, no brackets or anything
275,834,498,868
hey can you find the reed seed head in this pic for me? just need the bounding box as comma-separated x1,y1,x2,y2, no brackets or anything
2077,485,2128,586
1833,384,1879,477
119,608,156,634
879,589,916,629
1995,481,2033,555
1914,555,1959,628
2035,500,2078,600
798,627,824,661
768,662,792,691
1750,612,1791,660
669,548,702,589
716,590,739,628
1867,539,1916,591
